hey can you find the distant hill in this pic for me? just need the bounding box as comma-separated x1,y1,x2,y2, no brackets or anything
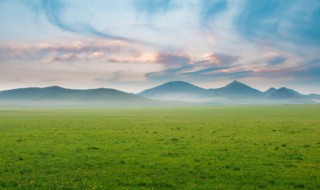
1,82,319,106
0,86,156,106
264,87,277,97
209,80,263,98
308,94,320,99
139,80,264,100
138,80,319,104
270,87,303,99
139,81,208,102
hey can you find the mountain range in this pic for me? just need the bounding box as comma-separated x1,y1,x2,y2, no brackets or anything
0,80,319,106
0,86,157,107
139,80,317,101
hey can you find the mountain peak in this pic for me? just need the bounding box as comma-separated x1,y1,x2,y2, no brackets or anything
264,87,278,96
146,81,202,90
163,81,194,86
278,87,289,91
210,80,263,97
277,87,299,94
45,86,65,89
139,81,207,98
226,80,249,88
270,87,302,99
231,80,241,84
226,80,242,86
267,87,277,91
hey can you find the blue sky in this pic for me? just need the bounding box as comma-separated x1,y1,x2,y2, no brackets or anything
0,0,319,93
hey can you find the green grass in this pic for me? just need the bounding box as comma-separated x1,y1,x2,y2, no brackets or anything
0,105,320,189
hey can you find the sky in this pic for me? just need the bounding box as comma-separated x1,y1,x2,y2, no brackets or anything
0,0,320,94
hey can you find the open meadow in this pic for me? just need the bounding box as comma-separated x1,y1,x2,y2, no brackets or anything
0,105,320,189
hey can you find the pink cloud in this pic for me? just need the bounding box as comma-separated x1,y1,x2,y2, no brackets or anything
201,53,240,65
0,39,141,63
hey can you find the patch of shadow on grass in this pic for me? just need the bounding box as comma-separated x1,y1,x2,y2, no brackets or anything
160,152,181,158
292,183,306,189
269,179,276,185
194,159,201,163
225,164,240,171
87,146,99,151
284,163,297,168
171,138,179,142
137,182,173,189
288,154,304,161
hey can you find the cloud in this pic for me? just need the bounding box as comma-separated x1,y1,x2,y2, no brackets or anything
49,53,79,62
290,59,320,82
235,0,320,45
0,59,165,88
0,44,40,61
235,0,291,41
200,0,228,27
246,59,320,90
268,56,286,65
107,52,157,64
3,78,23,84
38,0,143,43
201,53,240,65
148,52,242,82
180,53,240,73
0,40,194,71
0,40,135,63
154,52,241,77
95,70,151,82
181,65,230,75
205,70,252,80
133,0,174,15
106,52,191,69
310,59,320,67
156,52,190,67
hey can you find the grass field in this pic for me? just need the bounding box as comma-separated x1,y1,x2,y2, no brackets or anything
0,105,320,189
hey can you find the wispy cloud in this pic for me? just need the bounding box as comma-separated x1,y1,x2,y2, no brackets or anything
156,52,190,67
133,0,174,15
0,40,136,63
268,56,286,65
235,0,320,45
38,0,148,44
199,53,240,65
200,0,228,27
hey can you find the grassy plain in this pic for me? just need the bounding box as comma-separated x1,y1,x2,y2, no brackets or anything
0,105,319,189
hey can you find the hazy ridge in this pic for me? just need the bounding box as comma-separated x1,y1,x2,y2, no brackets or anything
0,80,319,106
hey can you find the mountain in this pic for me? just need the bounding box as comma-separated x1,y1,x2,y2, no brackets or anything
139,80,265,102
0,86,140,100
139,81,208,102
138,80,320,104
270,87,303,99
264,87,277,97
0,86,155,106
209,80,263,98
1,82,319,106
308,94,320,99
